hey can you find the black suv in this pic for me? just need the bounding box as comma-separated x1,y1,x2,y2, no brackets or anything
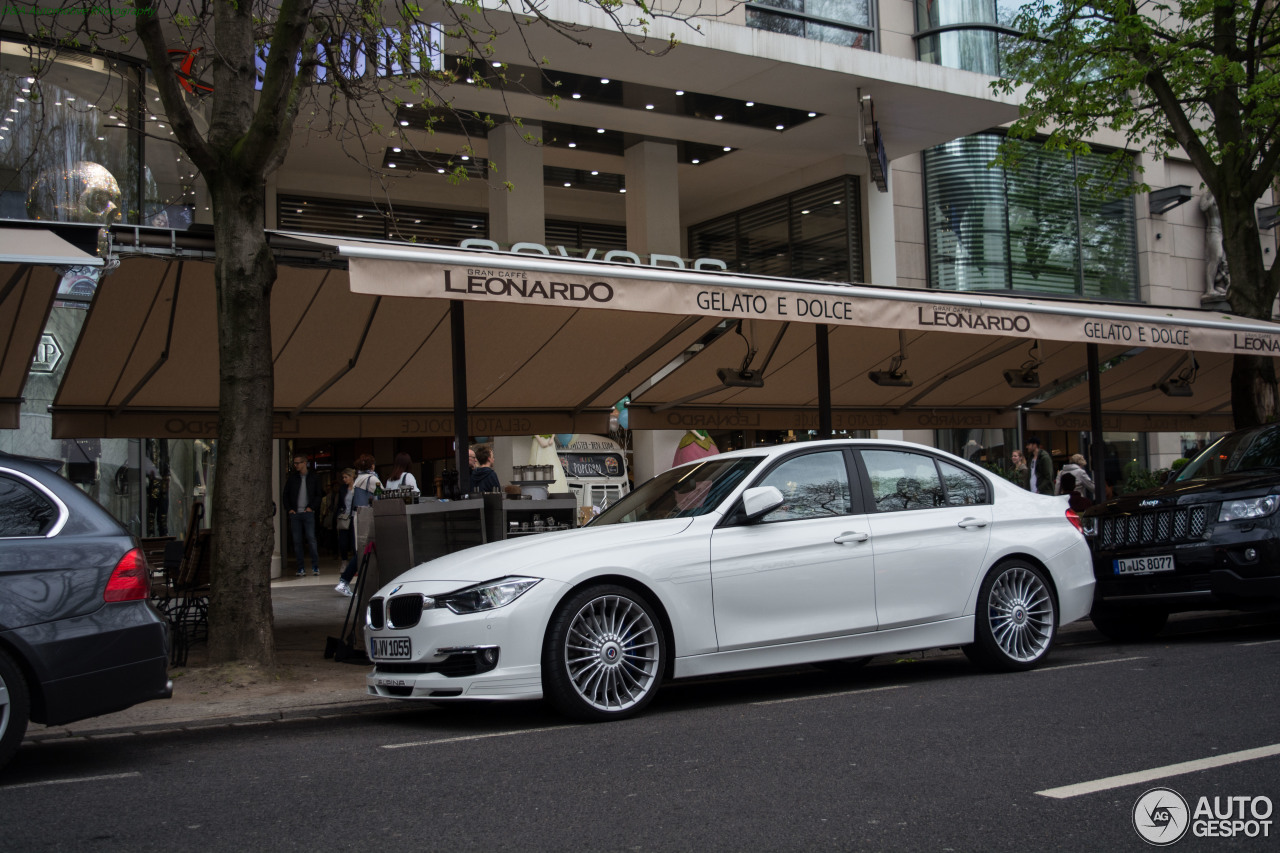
0,452,172,770
1081,424,1280,640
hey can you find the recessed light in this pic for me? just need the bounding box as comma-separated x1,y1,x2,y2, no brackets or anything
568,142,576,148
15,97,24,103
461,155,470,160
676,90,684,96
591,170,599,175
619,188,626,193
150,114,157,120
157,123,165,128
645,104,654,110
723,146,731,151
801,210,810,214
691,159,700,164
296,209,303,214
388,163,397,168
66,97,74,102
808,112,817,117
399,120,408,126
572,93,581,99
564,182,571,187
491,61,502,67
597,128,605,133
437,168,446,174
355,214,364,219
97,136,104,141
714,115,723,120
833,200,841,205
746,101,754,107
776,124,784,130
600,78,610,84
414,219,421,224
393,147,401,153
405,103,414,108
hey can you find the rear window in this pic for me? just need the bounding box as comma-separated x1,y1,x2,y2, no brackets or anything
0,473,58,537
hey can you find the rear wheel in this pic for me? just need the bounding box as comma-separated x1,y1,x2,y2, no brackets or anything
543,585,665,721
963,561,1057,671
0,648,31,771
1090,604,1169,642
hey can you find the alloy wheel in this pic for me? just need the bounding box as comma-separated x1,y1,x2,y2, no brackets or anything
563,593,661,713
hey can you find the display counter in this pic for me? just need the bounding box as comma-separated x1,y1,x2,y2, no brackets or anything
482,494,578,542
373,498,487,578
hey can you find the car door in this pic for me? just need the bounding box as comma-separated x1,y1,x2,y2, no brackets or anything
709,448,877,651
857,449,993,630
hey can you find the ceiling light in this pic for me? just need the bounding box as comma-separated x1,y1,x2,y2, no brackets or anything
675,90,684,96
568,142,576,148
601,78,610,84
745,101,754,107
296,209,303,214
597,128,605,133
833,200,841,205
801,210,810,215
491,61,502,67
355,214,364,219
414,219,421,224
405,103,414,109
461,155,470,160
808,112,817,117
393,147,401,153
572,93,581,99
399,120,408,126
437,168,445,174
691,159,700,164
776,124,785,130
15,97,24,103
619,188,626,193
590,170,599,175
66,97,74,102
388,162,397,168
714,115,723,120
646,104,654,110
723,146,731,151
564,182,571,187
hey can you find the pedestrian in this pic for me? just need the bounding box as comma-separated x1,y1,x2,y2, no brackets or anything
470,443,502,494
335,468,355,562
283,453,323,577
1060,472,1093,513
1055,453,1096,499
336,454,381,596
1025,436,1054,496
384,451,419,495
1010,449,1030,490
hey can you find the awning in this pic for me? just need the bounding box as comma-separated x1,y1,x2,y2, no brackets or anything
0,228,102,429
49,232,1277,438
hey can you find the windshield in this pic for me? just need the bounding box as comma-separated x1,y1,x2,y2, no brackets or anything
1176,426,1280,480
591,456,763,525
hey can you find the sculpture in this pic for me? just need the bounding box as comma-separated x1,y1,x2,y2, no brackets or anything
1199,191,1229,296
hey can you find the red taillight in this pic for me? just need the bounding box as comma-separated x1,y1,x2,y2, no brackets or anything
1065,507,1083,533
105,548,150,602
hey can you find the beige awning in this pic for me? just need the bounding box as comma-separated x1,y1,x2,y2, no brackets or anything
48,232,1274,438
0,228,102,429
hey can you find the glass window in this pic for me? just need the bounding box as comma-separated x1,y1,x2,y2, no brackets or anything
689,177,863,283
0,474,57,537
593,457,762,524
922,134,1139,300
939,460,988,506
756,450,852,522
747,1,874,50
862,450,945,512
914,0,1021,75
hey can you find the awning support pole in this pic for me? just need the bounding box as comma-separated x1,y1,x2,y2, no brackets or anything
451,300,470,494
1088,343,1107,501
816,324,832,439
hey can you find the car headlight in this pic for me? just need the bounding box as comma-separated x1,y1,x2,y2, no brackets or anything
440,576,541,614
1218,495,1280,522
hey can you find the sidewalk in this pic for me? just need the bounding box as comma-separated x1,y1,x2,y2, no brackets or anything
23,560,396,745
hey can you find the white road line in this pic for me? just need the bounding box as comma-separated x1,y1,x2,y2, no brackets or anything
3,771,141,790
1036,657,1148,672
1237,639,1280,647
1037,744,1280,799
752,685,907,706
382,724,578,750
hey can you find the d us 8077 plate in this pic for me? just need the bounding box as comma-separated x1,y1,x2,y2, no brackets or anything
1114,555,1174,575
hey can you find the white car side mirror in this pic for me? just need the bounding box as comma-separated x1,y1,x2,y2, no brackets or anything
741,486,785,521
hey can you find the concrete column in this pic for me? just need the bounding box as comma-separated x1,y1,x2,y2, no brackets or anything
631,430,684,484
866,165,897,286
624,140,681,256
488,122,545,244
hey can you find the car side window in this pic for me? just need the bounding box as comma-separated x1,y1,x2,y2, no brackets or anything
755,451,852,523
862,450,945,512
938,460,987,506
0,473,58,537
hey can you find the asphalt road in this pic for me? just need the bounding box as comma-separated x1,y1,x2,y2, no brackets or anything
3,612,1277,852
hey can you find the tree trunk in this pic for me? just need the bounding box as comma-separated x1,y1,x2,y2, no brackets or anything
1223,192,1280,429
205,175,278,666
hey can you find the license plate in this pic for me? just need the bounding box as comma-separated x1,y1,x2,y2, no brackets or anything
1114,555,1174,575
369,636,412,660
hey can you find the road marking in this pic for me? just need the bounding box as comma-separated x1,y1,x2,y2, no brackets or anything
752,685,907,706
3,771,141,790
1237,639,1280,647
382,724,577,750
1036,657,1148,672
1037,743,1280,799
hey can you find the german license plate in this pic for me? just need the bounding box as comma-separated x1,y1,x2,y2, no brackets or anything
1114,555,1174,575
369,636,412,660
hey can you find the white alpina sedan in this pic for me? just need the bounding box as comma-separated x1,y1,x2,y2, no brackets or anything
365,439,1094,720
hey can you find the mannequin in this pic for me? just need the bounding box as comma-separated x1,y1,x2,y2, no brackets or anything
530,435,570,495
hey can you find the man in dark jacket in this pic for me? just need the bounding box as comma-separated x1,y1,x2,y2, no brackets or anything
283,454,324,576
1025,437,1055,496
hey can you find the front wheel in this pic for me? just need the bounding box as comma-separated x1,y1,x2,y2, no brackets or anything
0,648,31,771
963,562,1057,672
543,585,666,721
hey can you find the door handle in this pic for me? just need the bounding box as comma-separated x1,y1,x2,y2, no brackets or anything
834,531,870,544
957,518,989,529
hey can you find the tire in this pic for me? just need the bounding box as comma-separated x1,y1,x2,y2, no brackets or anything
543,584,666,721
963,561,1057,672
812,657,873,673
0,648,31,772
1090,604,1168,642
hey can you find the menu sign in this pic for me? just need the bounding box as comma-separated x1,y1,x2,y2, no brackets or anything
559,452,625,479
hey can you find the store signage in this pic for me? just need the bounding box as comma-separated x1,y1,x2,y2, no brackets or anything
459,239,727,271
31,334,62,373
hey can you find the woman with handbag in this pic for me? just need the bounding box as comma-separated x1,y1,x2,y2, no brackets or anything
335,468,356,563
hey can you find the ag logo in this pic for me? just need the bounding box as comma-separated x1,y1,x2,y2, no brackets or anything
1133,787,1190,845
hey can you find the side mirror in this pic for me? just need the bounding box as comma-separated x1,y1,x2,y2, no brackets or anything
741,486,785,522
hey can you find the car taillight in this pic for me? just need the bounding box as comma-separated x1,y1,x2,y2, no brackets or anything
105,548,150,602
1065,508,1083,533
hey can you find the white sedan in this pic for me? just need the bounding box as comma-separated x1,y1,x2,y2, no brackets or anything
364,439,1094,720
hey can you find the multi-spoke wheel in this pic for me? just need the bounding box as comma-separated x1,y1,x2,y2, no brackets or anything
963,561,1057,672
543,585,666,721
0,648,30,771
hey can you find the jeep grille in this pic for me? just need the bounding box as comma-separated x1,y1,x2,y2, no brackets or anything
1099,505,1208,549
